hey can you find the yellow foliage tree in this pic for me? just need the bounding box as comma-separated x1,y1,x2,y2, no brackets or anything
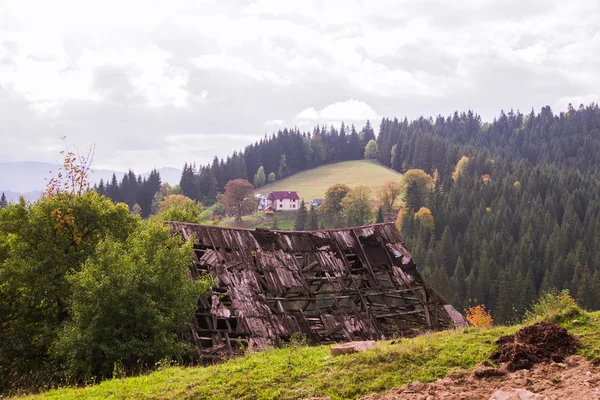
452,156,469,182
158,194,196,213
377,180,402,221
465,304,494,328
414,207,434,231
400,169,433,211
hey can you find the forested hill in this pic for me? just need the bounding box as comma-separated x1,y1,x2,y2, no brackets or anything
180,103,600,323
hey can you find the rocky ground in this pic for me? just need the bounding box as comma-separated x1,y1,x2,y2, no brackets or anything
359,322,596,400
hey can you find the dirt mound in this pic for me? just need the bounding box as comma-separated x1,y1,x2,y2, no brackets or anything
491,322,579,371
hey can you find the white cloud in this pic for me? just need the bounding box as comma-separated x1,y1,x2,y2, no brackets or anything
554,95,600,113
296,100,379,126
1,0,600,172
296,107,320,120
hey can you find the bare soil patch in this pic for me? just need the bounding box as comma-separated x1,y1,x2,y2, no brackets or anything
360,323,587,400
360,355,600,399
491,322,579,371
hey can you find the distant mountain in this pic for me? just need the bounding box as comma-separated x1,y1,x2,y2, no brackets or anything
2,190,43,203
0,162,181,201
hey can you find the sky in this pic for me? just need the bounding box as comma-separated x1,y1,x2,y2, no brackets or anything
1,0,599,172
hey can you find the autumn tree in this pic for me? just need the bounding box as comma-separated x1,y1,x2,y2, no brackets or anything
222,179,256,223
156,195,204,224
452,156,470,182
377,180,402,221
44,137,95,197
400,169,433,211
268,172,276,183
321,183,351,228
342,185,373,226
414,207,434,231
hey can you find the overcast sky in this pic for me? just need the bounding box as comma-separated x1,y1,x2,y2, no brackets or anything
1,0,599,172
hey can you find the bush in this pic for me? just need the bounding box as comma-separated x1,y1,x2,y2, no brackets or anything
156,195,204,224
523,289,586,324
0,192,138,392
53,220,212,382
465,305,494,328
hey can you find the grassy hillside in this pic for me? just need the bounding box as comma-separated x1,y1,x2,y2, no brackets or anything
20,310,600,400
257,160,402,201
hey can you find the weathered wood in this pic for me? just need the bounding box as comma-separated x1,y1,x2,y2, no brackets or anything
168,221,467,360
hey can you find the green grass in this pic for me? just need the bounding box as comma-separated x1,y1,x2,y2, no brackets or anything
257,160,403,202
218,211,298,230
20,311,600,400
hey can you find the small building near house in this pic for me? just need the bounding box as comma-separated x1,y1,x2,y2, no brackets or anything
255,194,268,211
311,199,324,210
264,206,274,217
267,191,300,211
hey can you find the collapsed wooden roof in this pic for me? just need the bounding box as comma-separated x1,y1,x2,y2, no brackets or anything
169,222,467,359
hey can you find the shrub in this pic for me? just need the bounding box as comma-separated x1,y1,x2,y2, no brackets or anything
465,305,494,328
156,195,204,223
53,220,212,382
0,192,138,392
523,289,586,324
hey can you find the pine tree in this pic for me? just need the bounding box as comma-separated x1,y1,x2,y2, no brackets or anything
450,257,467,309
376,206,384,223
271,215,279,230
97,179,106,196
294,200,308,230
180,163,197,200
404,180,423,212
308,204,319,230
278,154,287,179
348,125,362,159
0,192,7,208
577,265,597,310
268,172,276,183
437,226,456,275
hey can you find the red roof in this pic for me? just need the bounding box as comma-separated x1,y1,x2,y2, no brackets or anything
268,191,300,201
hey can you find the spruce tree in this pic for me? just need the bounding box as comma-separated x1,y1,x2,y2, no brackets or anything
450,257,467,309
308,204,319,230
0,192,7,208
376,206,384,223
404,180,423,212
294,200,307,231
577,265,596,310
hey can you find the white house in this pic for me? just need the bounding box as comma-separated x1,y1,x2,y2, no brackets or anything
267,191,300,211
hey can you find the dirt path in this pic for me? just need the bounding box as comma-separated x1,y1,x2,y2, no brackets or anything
360,355,600,400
